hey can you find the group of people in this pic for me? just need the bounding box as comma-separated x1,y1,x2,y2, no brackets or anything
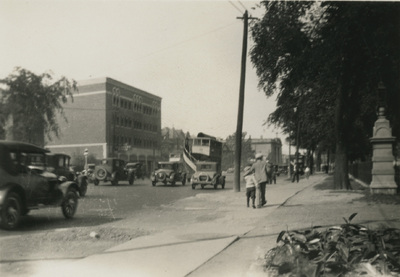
243,153,276,209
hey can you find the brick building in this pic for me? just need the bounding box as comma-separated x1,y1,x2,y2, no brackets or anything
46,77,162,172
251,137,283,165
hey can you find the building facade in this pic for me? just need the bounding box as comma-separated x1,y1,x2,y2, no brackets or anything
251,137,283,165
46,77,162,172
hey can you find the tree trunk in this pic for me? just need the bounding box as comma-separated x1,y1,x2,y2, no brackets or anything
333,82,352,190
334,142,351,190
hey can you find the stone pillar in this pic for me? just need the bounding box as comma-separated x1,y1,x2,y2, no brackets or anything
370,107,397,194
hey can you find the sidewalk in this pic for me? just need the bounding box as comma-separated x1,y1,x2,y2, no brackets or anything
29,173,400,277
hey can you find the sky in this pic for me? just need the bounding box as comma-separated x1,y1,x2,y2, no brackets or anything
0,0,290,153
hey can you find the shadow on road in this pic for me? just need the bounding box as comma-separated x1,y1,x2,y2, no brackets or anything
4,214,122,233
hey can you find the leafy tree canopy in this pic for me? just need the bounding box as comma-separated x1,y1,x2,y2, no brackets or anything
0,67,76,143
250,1,400,162
250,1,400,189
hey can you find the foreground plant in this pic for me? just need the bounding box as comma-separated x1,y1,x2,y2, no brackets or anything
264,213,400,276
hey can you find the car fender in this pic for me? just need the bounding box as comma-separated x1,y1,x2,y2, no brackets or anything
0,183,26,206
59,181,80,198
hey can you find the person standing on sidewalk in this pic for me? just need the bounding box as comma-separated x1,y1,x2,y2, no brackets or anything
251,153,268,208
291,160,300,183
272,164,278,184
265,159,273,184
243,166,257,208
304,166,310,179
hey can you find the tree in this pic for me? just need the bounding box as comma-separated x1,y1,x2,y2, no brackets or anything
250,2,400,189
0,67,76,146
222,132,254,170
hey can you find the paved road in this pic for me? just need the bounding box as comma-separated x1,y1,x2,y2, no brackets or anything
0,175,234,237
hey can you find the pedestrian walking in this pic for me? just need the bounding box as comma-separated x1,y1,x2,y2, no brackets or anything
291,160,300,183
250,153,267,208
305,166,310,179
243,166,256,209
265,160,273,184
272,165,278,184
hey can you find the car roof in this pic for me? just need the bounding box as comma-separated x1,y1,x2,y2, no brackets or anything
0,140,49,153
126,162,141,166
158,161,178,164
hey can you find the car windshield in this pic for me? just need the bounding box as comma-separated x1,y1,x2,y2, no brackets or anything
26,153,46,167
158,163,173,170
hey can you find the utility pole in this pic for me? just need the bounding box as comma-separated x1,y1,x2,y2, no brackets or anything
234,10,256,192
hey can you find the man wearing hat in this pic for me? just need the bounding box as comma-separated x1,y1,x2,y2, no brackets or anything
250,153,268,208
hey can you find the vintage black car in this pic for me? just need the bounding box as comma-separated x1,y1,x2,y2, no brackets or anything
0,141,79,230
125,162,145,180
151,161,187,186
93,158,134,186
29,153,88,197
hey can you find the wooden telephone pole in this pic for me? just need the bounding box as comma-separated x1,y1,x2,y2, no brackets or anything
234,10,256,192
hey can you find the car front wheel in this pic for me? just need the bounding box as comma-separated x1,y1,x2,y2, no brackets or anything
62,189,78,219
1,192,22,230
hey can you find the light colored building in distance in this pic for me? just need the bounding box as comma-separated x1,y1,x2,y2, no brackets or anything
46,77,162,172
251,137,283,165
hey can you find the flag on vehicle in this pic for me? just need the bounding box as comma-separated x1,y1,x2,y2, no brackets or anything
183,137,196,172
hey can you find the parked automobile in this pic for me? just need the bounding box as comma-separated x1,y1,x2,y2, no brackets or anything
0,141,79,230
151,161,187,186
125,162,145,180
93,158,134,185
191,161,225,190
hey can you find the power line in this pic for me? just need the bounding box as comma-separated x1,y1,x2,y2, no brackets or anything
228,1,244,14
102,21,239,76
238,1,248,11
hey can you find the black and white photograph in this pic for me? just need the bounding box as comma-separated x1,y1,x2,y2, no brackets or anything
1,1,400,276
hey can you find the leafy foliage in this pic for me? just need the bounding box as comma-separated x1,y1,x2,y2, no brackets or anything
0,67,76,143
222,132,254,170
265,214,400,276
250,2,400,188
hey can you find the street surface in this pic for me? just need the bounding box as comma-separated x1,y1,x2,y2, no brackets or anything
0,173,239,277
0,175,233,237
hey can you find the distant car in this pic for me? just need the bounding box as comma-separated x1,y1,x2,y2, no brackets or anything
93,158,134,186
191,161,225,190
226,167,234,173
80,163,96,184
151,162,186,186
125,162,145,180
0,140,79,230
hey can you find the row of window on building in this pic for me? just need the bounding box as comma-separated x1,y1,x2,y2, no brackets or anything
114,116,158,133
114,135,158,149
112,94,160,116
